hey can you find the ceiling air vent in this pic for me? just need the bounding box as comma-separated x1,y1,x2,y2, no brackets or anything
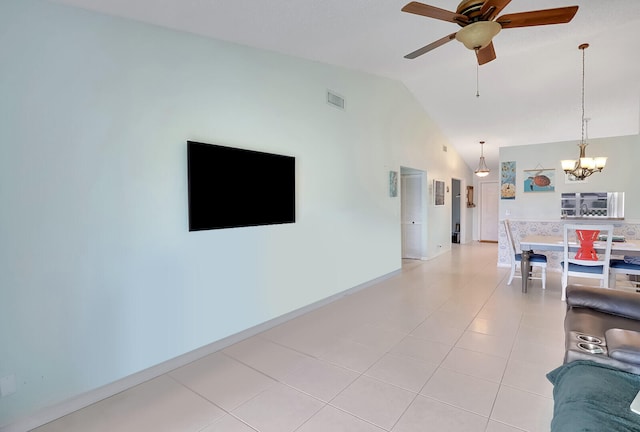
327,90,345,110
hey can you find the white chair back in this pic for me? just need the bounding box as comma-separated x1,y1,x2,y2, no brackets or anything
561,223,614,300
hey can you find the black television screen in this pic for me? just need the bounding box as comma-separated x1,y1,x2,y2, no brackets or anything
187,141,295,231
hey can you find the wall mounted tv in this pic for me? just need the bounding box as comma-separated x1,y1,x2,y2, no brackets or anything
187,141,296,231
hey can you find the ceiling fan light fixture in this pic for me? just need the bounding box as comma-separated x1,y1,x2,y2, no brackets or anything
474,140,491,177
455,21,501,50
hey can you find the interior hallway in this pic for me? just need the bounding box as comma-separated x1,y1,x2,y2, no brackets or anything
33,242,567,432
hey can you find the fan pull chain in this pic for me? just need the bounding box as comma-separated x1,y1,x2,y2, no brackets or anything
476,62,480,98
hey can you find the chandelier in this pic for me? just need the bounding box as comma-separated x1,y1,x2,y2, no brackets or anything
475,141,490,177
561,43,606,180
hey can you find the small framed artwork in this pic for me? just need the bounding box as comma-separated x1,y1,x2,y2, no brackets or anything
501,161,516,200
523,168,555,192
466,186,476,208
389,171,398,197
434,179,445,206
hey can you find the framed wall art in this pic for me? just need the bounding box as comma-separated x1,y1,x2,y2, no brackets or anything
389,170,398,197
434,179,445,206
523,167,555,192
466,186,476,208
501,161,516,200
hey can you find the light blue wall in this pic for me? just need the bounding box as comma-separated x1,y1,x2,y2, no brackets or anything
499,135,639,221
0,0,473,426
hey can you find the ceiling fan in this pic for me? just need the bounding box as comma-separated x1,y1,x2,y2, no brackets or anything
402,0,578,65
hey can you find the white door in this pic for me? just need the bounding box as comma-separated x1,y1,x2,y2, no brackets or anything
480,182,499,242
401,173,423,259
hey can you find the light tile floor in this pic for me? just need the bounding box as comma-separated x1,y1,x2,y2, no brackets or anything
34,242,570,432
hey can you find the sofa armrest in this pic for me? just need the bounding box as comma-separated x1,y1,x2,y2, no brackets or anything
605,329,640,365
566,285,640,321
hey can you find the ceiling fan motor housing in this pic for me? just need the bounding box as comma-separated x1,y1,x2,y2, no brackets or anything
456,0,486,24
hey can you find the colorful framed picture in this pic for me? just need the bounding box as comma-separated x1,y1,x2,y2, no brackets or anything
501,161,516,200
524,168,555,192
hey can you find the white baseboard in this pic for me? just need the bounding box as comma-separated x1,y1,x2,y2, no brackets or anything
1,269,400,432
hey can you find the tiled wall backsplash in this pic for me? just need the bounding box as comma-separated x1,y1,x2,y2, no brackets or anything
499,220,640,271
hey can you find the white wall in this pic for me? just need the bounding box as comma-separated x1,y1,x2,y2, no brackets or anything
499,135,640,221
0,0,473,426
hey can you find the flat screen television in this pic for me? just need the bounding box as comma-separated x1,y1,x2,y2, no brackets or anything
187,141,295,231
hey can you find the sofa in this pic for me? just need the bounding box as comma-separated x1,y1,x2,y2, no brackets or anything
564,285,640,374
547,285,640,432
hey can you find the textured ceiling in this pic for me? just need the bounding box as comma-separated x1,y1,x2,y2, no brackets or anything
47,0,640,172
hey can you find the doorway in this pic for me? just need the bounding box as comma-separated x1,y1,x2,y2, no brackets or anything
400,167,426,259
480,181,499,242
451,178,461,243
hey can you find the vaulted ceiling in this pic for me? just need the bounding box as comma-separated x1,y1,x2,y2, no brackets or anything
48,0,640,172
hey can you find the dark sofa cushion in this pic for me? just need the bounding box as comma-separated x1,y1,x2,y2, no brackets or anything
567,286,640,321
607,329,640,365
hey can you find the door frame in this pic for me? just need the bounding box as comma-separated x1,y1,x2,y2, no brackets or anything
400,166,427,260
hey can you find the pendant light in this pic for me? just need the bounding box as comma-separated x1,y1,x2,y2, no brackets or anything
561,43,607,180
475,141,490,177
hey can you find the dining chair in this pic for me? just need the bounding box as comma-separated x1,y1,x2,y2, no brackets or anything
561,223,614,301
504,220,547,289
609,257,640,289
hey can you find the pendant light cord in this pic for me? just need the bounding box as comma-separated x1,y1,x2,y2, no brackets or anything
580,44,586,144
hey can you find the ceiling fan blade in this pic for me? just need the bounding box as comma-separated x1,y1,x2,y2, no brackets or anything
404,33,457,59
476,42,497,65
401,2,468,24
480,0,511,21
497,6,578,29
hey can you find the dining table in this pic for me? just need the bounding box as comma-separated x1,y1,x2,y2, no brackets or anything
519,235,640,294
